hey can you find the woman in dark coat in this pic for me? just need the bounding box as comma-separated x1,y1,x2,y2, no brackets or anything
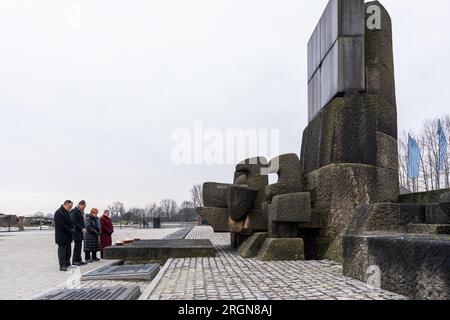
99,209,114,258
84,208,100,262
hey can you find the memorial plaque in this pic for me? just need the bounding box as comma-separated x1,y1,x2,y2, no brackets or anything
36,286,141,300
307,0,365,121
104,239,216,261
81,264,160,281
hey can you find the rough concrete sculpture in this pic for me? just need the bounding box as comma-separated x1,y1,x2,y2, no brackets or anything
301,0,399,261
197,157,269,248
196,0,450,300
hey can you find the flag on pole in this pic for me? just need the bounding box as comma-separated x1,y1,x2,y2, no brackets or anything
407,135,420,179
438,120,448,172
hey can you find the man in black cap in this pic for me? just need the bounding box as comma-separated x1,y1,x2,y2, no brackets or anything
71,200,87,266
54,200,74,271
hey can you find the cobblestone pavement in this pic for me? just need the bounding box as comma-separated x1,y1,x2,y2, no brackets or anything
0,227,179,300
149,227,407,300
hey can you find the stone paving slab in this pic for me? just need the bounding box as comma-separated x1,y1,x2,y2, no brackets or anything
149,226,407,300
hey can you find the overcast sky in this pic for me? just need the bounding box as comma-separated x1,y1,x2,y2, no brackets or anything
1,0,449,215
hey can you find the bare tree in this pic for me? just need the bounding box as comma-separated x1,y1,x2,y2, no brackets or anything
144,203,158,219
180,201,194,209
108,201,125,223
191,184,204,208
159,199,177,218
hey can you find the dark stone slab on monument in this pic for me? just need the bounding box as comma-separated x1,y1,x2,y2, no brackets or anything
407,224,450,235
425,204,450,224
348,203,425,234
203,182,230,208
103,239,216,261
343,234,450,299
398,188,450,204
269,193,311,223
440,192,450,217
36,286,141,300
81,264,160,281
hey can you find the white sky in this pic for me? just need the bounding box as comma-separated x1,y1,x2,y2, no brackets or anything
1,0,449,215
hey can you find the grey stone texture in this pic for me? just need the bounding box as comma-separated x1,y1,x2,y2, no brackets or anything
238,232,269,258
81,264,160,281
398,188,450,204
406,224,450,235
149,227,406,300
440,192,450,217
195,207,230,232
425,204,450,224
257,238,305,261
343,234,450,300
197,157,269,241
36,286,142,300
305,163,399,261
265,153,304,203
103,239,216,262
347,203,425,234
203,183,230,208
228,185,258,222
300,1,399,262
269,193,311,223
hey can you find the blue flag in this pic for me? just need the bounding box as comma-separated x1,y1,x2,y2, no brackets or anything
438,120,448,172
407,135,420,179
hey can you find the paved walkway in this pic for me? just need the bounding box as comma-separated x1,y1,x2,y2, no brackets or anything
149,227,407,300
0,227,178,300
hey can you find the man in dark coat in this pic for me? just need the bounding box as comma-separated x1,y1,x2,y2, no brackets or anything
54,200,74,271
71,200,87,266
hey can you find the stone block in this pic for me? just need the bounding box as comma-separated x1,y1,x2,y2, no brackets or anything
203,183,229,208
104,239,216,261
256,238,305,261
265,153,304,203
228,185,258,222
347,203,425,234
376,132,398,170
440,192,450,217
343,233,450,299
238,233,269,258
269,193,311,223
81,264,160,281
305,163,399,260
196,207,229,232
243,209,268,232
398,188,450,204
425,204,450,224
407,224,450,235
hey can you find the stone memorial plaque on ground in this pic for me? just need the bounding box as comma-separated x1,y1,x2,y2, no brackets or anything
36,286,141,300
104,239,216,261
81,263,160,281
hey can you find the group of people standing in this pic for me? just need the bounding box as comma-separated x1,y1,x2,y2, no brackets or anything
54,200,114,271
